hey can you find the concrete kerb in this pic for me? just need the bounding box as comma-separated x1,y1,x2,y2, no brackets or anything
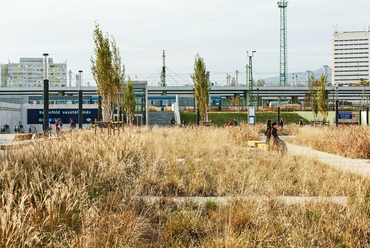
135,196,348,206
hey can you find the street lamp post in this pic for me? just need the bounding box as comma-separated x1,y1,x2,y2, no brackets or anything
78,70,83,129
247,51,256,106
361,78,365,110
335,84,339,127
247,51,256,125
42,53,49,134
257,87,259,111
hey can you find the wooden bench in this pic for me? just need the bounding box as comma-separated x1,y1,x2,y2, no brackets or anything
258,143,271,151
247,141,265,148
1,142,35,150
248,140,282,152
94,119,125,135
33,133,46,139
13,134,33,142
200,121,213,127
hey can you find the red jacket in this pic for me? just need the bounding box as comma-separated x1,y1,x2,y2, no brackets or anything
55,122,61,131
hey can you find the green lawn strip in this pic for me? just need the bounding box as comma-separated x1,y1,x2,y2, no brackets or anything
180,112,310,126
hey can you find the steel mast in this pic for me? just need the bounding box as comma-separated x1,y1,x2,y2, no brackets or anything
247,51,256,106
278,1,288,87
161,50,166,87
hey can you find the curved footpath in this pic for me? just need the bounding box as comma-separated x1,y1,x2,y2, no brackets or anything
286,143,370,179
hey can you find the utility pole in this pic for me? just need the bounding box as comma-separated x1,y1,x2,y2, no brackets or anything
247,51,256,106
335,84,339,126
278,0,288,87
78,70,83,129
295,74,298,86
291,74,295,87
161,50,166,87
75,74,79,87
42,53,49,134
306,70,311,86
68,70,72,87
323,65,329,78
245,65,248,86
226,74,231,86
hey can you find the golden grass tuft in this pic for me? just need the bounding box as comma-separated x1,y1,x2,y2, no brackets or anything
1,127,370,246
288,125,370,159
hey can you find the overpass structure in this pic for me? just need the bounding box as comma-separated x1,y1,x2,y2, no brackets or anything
0,85,369,102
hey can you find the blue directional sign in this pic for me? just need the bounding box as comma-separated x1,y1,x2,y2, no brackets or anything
338,112,353,119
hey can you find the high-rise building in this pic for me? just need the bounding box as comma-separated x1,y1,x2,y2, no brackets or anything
332,31,370,86
0,58,67,87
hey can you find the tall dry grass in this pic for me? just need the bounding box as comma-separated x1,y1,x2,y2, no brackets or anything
288,125,370,159
1,126,370,246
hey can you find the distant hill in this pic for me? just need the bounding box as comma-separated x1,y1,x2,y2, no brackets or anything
264,68,332,86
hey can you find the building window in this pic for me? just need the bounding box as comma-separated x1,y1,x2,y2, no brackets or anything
334,52,369,55
334,56,369,59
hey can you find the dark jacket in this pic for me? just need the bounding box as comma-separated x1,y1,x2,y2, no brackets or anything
266,119,271,129
265,127,283,146
70,121,76,129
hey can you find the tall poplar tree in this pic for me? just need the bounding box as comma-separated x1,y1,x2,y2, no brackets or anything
316,74,330,118
111,36,125,120
123,77,136,125
91,23,115,120
191,54,210,122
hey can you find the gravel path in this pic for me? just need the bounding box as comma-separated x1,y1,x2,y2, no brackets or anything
287,143,370,178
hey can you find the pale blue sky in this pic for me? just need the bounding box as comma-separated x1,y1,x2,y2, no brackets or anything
1,0,369,85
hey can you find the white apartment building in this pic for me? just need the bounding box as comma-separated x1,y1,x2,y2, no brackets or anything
332,31,370,86
1,58,67,87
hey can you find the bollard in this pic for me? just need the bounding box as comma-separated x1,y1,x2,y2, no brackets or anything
335,100,339,127
94,118,97,135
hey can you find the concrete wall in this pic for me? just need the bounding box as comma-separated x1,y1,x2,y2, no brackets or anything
295,111,336,125
296,111,369,125
0,102,22,130
361,111,367,125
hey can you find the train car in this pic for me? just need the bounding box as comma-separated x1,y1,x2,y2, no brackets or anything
148,95,222,107
148,95,176,107
28,96,97,105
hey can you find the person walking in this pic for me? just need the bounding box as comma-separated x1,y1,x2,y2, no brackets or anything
299,119,303,126
89,121,95,129
55,119,61,135
279,118,284,131
70,118,76,130
265,122,287,154
171,117,176,126
266,117,271,130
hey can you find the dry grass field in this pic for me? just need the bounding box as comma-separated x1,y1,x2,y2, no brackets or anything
288,125,370,159
1,125,370,247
